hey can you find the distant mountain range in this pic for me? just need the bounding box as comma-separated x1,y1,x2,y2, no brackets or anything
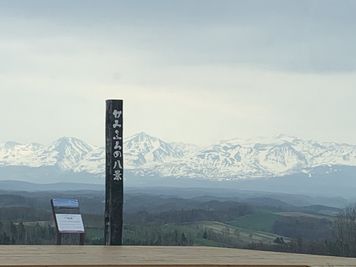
1,132,356,182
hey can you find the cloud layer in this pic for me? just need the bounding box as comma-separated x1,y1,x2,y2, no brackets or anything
0,0,356,145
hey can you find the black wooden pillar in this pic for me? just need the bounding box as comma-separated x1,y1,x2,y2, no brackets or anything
105,99,124,245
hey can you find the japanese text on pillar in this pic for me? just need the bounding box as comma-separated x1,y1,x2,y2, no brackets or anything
112,109,123,181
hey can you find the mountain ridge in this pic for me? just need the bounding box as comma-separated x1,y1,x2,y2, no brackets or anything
1,132,356,181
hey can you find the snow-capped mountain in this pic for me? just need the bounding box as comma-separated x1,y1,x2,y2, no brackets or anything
125,132,185,168
0,137,94,171
2,133,356,181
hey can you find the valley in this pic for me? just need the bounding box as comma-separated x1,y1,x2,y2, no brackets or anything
0,187,350,257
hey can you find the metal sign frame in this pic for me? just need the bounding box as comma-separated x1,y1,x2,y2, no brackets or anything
51,198,85,245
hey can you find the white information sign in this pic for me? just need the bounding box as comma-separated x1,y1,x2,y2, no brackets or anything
55,214,85,233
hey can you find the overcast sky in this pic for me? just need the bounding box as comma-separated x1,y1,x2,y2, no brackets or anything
1,0,356,146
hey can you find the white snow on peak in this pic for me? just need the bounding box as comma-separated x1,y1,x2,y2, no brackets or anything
124,132,184,168
0,137,94,170
2,133,356,181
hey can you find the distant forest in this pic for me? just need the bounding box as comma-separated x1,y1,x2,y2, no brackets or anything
0,190,356,257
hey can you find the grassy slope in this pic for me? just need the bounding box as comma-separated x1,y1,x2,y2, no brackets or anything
227,211,281,232
177,221,288,246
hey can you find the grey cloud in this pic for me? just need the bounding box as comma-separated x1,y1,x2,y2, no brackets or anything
1,0,356,72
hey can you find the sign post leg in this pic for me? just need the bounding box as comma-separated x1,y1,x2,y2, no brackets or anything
56,233,62,245
79,233,85,245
